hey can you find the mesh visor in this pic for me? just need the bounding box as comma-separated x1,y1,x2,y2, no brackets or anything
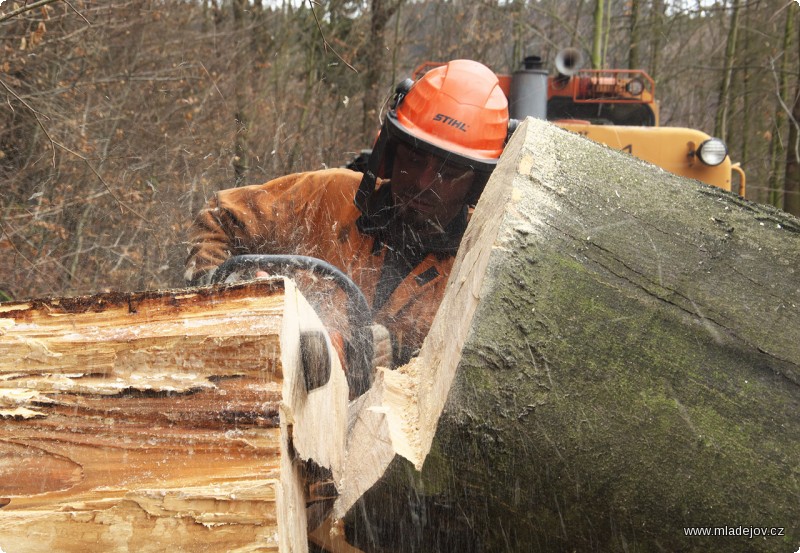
384,111,498,178
355,108,501,226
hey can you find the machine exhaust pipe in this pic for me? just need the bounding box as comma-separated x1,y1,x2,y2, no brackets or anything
509,55,548,121
555,47,584,78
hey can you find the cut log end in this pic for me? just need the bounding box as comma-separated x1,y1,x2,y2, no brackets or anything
0,278,349,553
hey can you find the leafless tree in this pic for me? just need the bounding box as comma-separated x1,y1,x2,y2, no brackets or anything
1,0,798,301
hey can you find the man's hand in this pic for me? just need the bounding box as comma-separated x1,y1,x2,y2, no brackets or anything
370,324,393,370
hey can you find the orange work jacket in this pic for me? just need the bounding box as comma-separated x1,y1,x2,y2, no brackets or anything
185,168,456,364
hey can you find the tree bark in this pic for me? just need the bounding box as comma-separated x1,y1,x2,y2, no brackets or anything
591,0,604,69
627,0,641,70
333,118,800,552
784,3,800,217
714,0,740,143
0,279,350,552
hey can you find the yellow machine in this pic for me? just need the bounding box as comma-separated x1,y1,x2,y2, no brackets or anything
556,123,743,193
413,51,746,195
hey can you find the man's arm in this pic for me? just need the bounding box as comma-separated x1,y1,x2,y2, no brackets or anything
184,169,358,286
184,194,237,285
184,181,293,285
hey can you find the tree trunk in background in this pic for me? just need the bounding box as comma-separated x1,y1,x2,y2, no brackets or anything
335,119,800,552
601,0,611,69
648,0,665,80
785,87,799,215
768,5,794,208
569,0,586,50
714,0,740,143
362,0,403,138
512,0,526,71
739,3,752,199
783,3,800,216
627,0,641,70
591,0,604,68
233,0,250,186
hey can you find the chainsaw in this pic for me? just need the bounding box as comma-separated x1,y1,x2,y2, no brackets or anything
212,254,380,398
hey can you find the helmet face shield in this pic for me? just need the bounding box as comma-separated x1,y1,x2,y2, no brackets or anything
383,112,496,181
390,140,477,236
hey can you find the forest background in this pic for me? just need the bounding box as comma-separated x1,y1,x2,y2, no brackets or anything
1,0,798,301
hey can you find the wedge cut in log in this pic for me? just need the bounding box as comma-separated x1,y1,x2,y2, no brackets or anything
0,278,350,553
333,119,799,552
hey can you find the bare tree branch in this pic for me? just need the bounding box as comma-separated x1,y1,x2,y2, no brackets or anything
769,56,800,163
0,76,150,223
62,0,90,25
0,0,62,23
306,0,358,73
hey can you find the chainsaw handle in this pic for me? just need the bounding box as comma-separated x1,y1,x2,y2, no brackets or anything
212,254,374,397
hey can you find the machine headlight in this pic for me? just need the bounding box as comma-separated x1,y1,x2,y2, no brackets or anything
696,138,728,166
626,78,645,96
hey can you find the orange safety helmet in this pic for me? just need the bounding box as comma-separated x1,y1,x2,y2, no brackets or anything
355,60,514,250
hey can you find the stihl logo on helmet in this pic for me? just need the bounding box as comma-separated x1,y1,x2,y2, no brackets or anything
433,113,468,132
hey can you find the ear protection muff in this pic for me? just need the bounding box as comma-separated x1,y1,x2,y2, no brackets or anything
354,78,416,223
392,78,414,110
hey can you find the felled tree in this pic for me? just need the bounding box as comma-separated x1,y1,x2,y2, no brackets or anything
328,119,800,553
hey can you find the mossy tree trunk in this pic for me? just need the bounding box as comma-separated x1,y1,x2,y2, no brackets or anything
335,119,800,553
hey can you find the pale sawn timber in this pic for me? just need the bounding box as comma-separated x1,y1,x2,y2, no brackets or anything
333,118,799,552
0,278,351,553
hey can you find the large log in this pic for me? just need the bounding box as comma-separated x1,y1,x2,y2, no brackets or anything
333,119,800,552
0,279,350,553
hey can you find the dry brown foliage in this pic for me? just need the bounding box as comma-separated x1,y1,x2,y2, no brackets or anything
1,0,797,300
